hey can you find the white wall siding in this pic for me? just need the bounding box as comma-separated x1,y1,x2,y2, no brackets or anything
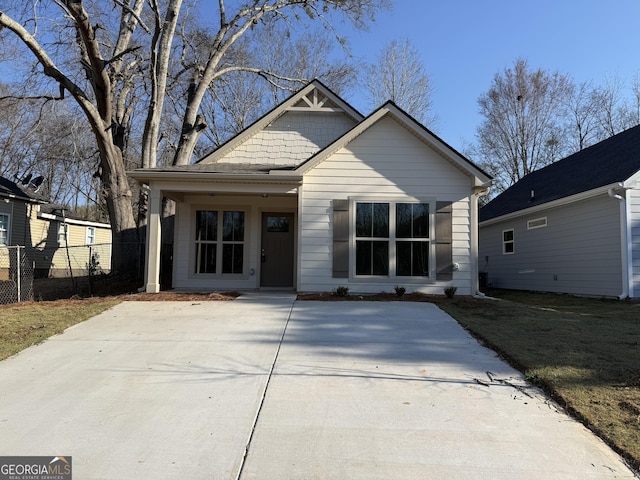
210,111,356,166
479,194,623,297
629,187,640,297
299,116,475,295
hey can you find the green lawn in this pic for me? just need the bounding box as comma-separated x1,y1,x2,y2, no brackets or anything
437,290,640,473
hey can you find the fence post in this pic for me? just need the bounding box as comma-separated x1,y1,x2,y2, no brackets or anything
16,245,21,303
88,245,93,296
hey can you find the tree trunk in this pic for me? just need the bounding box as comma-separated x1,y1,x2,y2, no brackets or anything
99,139,139,276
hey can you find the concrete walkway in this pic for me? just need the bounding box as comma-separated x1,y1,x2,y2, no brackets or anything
0,294,636,479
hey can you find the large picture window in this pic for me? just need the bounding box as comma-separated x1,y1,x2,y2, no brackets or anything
355,201,431,278
195,210,245,275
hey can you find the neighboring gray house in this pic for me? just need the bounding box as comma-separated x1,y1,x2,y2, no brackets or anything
131,80,492,295
479,124,640,298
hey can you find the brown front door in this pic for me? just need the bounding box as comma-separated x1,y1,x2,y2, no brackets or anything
260,213,294,287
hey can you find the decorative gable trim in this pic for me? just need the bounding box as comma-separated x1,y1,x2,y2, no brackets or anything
198,79,363,165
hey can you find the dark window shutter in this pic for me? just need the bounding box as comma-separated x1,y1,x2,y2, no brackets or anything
435,201,453,281
332,199,349,278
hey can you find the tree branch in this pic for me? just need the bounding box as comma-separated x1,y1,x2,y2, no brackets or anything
105,45,143,66
112,0,151,33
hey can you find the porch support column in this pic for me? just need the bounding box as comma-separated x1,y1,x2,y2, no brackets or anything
145,188,162,293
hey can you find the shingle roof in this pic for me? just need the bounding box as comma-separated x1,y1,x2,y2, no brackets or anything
479,124,640,222
0,175,46,203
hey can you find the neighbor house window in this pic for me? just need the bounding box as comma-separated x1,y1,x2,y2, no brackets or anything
86,226,96,245
195,210,245,275
355,201,431,278
0,213,9,245
527,217,547,230
58,223,68,244
503,229,514,254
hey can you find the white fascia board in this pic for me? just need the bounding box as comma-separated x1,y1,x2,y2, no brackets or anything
39,212,111,229
129,171,302,184
479,182,625,227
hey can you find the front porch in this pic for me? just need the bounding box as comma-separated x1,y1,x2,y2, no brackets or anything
140,170,302,293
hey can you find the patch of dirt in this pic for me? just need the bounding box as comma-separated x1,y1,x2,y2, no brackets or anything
116,291,241,302
297,292,456,305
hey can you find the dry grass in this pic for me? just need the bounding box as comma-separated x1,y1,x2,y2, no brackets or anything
0,298,121,361
0,290,240,361
2,287,638,472
436,290,640,473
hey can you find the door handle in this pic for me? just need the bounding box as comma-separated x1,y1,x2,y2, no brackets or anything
261,248,266,263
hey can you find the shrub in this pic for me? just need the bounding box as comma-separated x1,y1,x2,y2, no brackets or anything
394,286,406,297
444,285,457,299
333,286,349,297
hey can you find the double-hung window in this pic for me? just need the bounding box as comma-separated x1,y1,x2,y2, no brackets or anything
355,203,389,275
503,229,514,254
58,223,68,244
86,226,96,245
195,210,245,275
355,201,431,278
395,203,430,276
0,213,9,245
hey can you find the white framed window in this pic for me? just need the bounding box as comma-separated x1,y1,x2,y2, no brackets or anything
527,217,547,230
195,210,245,275
502,229,514,254
0,213,9,245
86,226,96,245
354,200,432,278
58,223,68,244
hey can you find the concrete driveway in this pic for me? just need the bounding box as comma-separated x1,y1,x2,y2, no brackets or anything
0,294,635,479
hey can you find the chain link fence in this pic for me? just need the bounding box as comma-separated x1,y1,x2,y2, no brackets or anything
0,246,34,304
2,242,156,302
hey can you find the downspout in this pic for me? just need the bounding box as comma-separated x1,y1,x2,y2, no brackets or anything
608,186,630,299
472,183,492,297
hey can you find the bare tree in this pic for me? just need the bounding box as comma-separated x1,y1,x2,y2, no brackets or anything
475,59,573,192
199,24,357,148
363,38,435,125
562,81,602,152
0,0,388,273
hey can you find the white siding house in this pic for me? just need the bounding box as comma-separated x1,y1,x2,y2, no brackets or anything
479,124,640,298
131,80,492,295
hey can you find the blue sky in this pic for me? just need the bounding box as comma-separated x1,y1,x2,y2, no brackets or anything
342,0,640,151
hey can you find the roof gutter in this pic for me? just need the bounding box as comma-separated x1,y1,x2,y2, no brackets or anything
473,182,493,297
608,184,631,299
479,182,625,227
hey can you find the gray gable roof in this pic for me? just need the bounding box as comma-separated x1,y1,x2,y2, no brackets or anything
480,124,640,222
0,175,46,203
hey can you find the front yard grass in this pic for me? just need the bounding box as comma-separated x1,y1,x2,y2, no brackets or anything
437,290,640,473
0,298,121,361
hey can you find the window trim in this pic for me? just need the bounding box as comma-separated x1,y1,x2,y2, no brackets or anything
350,197,436,282
527,217,547,230
0,212,9,246
502,228,515,255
